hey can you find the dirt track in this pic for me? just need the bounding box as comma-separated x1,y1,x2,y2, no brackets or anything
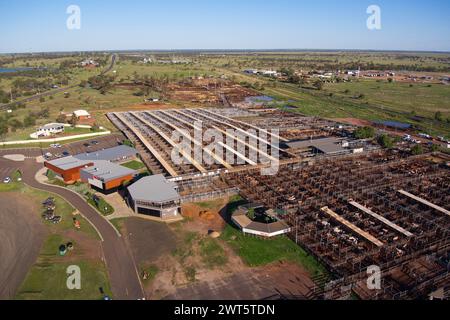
0,193,47,299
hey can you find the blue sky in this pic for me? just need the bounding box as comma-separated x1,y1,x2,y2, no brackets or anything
0,0,449,53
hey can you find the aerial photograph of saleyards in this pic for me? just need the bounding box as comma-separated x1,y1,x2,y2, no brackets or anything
0,0,449,304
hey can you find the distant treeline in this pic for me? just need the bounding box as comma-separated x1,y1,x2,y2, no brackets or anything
213,55,450,72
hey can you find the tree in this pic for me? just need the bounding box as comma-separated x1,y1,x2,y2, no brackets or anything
8,118,23,131
56,113,67,124
23,115,36,127
0,123,8,136
247,208,256,220
354,126,376,139
377,134,394,149
70,115,78,127
411,144,424,155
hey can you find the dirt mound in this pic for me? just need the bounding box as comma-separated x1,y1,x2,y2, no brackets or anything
199,210,215,221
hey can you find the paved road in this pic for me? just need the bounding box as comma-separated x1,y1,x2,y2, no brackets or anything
0,54,117,110
0,155,144,300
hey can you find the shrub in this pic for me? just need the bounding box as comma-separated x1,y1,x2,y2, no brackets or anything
354,126,375,139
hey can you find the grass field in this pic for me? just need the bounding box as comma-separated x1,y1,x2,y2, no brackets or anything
16,235,111,300
221,225,327,277
199,237,228,268
0,180,111,300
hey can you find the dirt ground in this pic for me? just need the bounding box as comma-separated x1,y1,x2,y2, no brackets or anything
180,198,230,234
122,217,177,266
121,197,317,300
167,79,258,104
163,261,316,300
0,193,47,299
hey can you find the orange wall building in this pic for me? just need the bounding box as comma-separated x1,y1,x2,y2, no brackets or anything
80,160,137,192
44,145,139,190
44,158,94,184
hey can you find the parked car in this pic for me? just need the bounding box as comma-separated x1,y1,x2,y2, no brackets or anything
83,142,91,148
62,151,70,157
91,140,99,145
3,177,11,184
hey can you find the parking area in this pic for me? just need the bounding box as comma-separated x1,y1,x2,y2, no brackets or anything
0,148,42,158
0,159,19,182
43,133,126,160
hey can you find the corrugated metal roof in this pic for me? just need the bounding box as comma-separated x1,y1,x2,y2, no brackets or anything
81,160,137,182
286,137,347,154
46,156,92,170
128,174,180,203
75,145,138,162
46,145,138,171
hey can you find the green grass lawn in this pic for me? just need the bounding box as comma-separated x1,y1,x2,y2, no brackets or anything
121,160,146,170
221,225,327,277
86,193,115,216
16,235,111,300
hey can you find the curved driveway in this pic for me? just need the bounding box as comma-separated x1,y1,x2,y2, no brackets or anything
1,156,144,300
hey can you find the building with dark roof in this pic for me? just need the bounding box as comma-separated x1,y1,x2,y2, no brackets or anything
286,137,351,155
127,174,181,220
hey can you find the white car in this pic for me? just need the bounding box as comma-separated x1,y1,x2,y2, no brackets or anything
3,177,11,184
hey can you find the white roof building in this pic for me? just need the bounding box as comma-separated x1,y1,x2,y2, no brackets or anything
34,123,65,138
73,110,91,118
